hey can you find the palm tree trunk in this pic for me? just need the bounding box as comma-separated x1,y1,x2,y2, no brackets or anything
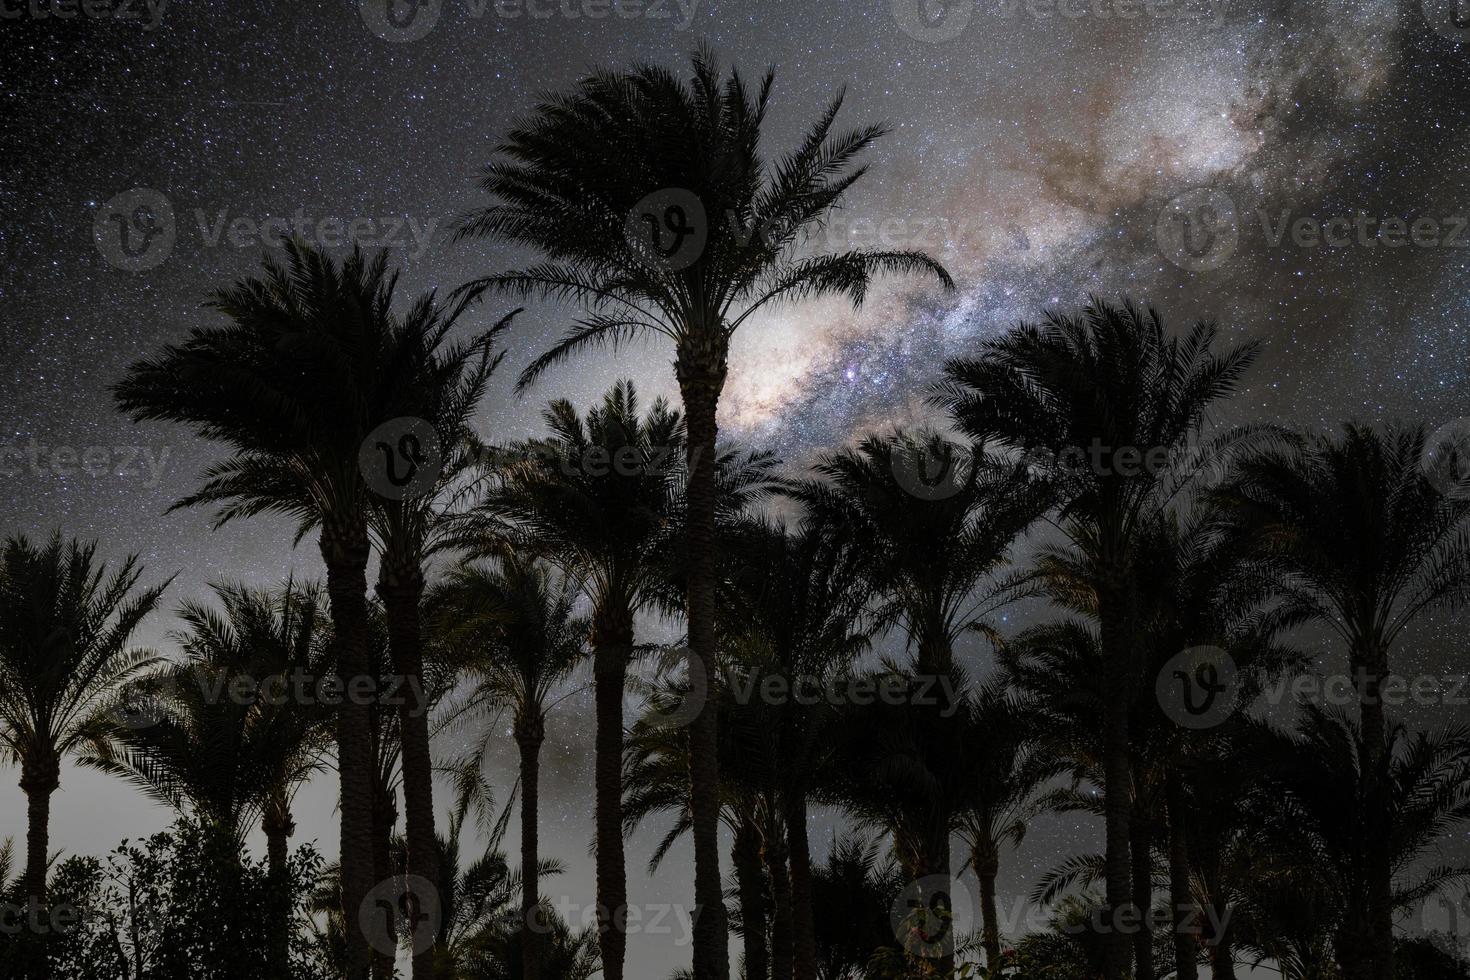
1131,810,1155,980
1098,586,1135,980
1209,933,1236,980
322,522,378,980
734,812,770,980
372,759,397,980
972,836,1002,971
19,750,58,906
591,604,633,980
783,794,818,980
1166,769,1198,980
1355,642,1393,980
380,563,440,980
263,790,296,979
678,352,730,980
765,814,793,980
517,714,546,980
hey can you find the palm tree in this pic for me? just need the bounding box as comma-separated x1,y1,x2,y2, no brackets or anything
808,834,906,980
460,379,684,980
722,516,872,980
0,532,166,908
790,429,1045,977
1216,422,1470,980
114,241,516,979
434,557,587,980
1244,705,1470,980
934,297,1259,979
86,579,332,977
455,48,953,979
952,687,1059,972
367,297,518,980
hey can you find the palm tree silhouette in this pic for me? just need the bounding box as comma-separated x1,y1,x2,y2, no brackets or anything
454,48,953,980
459,380,684,980
1217,422,1470,980
935,297,1258,979
113,241,514,979
86,579,331,977
0,532,166,910
435,556,587,980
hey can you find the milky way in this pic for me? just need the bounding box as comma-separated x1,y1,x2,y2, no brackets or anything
4,0,1470,972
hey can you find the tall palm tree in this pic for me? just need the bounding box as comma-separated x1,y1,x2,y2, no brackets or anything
86,580,332,977
0,532,166,907
114,241,516,979
434,557,587,980
722,516,872,980
934,297,1259,979
1244,705,1470,980
460,379,684,980
1223,423,1470,980
1217,422,1470,980
790,429,1045,977
455,49,953,979
366,295,517,980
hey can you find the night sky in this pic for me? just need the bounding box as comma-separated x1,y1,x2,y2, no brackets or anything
5,0,1470,973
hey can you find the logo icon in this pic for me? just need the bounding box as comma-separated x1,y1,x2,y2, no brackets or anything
889,875,971,959
94,188,176,272
112,669,182,732
1423,0,1470,43
623,189,707,272
361,875,442,957
360,0,443,42
1156,188,1238,272
360,417,443,501
1421,419,1470,499
891,435,973,501
638,645,709,730
1157,646,1238,730
891,0,973,42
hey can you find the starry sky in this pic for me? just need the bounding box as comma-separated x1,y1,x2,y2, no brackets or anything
4,0,1470,973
